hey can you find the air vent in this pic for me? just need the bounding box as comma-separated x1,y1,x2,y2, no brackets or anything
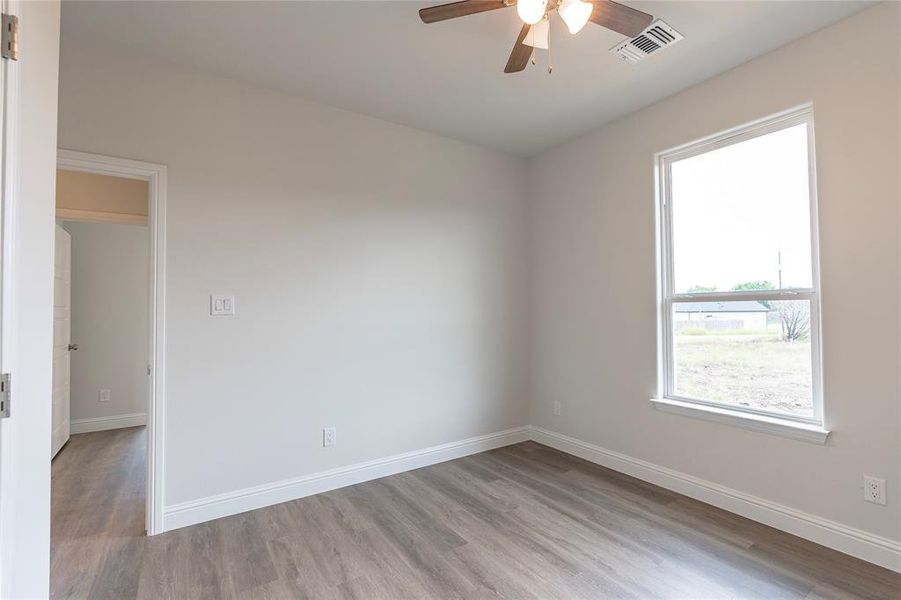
610,19,683,64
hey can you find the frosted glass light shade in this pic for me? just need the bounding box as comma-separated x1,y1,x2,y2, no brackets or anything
517,0,548,25
558,0,592,34
523,17,549,49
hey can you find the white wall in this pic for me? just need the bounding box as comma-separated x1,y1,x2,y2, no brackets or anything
57,40,529,508
1,1,60,597
61,221,148,423
528,3,900,545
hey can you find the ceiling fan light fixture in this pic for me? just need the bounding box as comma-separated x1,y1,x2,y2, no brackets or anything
558,0,592,34
516,0,548,25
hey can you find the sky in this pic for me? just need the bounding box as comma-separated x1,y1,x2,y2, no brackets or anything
670,123,813,294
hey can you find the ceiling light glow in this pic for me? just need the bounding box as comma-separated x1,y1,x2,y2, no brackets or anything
517,0,548,25
558,0,592,34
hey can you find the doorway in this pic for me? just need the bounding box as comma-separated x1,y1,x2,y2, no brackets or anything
52,150,167,546
50,164,158,596
52,169,151,458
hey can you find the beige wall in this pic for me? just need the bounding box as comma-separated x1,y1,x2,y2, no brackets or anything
56,169,148,224
528,3,899,543
58,37,529,509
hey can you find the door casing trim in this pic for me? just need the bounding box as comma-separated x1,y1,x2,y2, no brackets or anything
56,149,167,535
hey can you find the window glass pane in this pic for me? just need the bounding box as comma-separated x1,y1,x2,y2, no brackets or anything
670,123,812,294
672,299,813,418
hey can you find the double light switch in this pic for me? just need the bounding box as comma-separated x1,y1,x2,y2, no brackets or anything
210,295,236,316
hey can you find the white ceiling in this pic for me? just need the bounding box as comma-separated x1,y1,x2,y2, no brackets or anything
61,1,872,156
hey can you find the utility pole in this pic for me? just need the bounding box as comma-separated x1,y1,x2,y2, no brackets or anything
777,250,783,289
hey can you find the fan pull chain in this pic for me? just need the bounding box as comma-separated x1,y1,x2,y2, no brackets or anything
546,17,553,74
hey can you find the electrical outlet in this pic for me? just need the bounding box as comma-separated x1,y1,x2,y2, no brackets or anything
323,427,337,447
863,476,886,505
99,389,111,402
553,401,562,416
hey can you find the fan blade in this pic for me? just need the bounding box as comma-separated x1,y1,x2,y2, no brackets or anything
504,24,533,74
589,0,653,37
419,1,510,24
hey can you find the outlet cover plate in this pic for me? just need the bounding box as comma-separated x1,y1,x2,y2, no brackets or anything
323,427,337,447
864,476,886,505
99,389,111,402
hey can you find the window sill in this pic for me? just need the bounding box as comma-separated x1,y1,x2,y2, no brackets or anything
650,397,830,445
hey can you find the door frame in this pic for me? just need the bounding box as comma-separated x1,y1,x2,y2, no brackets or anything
56,149,167,535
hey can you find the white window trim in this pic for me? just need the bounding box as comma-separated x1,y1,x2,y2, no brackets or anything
653,104,829,443
650,398,829,444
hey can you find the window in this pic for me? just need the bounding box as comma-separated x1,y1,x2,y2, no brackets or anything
655,106,825,437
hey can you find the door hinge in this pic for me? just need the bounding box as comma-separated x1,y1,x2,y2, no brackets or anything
0,373,10,418
2,14,18,61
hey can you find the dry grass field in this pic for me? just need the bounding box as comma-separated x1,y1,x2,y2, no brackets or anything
674,327,813,417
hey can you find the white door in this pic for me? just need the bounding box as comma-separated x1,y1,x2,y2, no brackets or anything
51,225,71,458
0,2,61,596
0,0,7,585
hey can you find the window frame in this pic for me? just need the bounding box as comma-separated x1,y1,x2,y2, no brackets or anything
655,104,825,428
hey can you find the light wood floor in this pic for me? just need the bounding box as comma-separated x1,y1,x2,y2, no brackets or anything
51,427,900,599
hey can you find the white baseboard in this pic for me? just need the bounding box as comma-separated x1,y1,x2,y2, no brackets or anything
70,412,147,434
156,421,900,573
530,426,901,574
163,425,530,532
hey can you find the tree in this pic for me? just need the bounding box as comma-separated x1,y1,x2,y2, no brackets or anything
731,280,775,292
687,285,716,293
777,301,810,342
732,280,775,309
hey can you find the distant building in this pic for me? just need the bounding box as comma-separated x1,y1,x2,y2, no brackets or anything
675,300,769,330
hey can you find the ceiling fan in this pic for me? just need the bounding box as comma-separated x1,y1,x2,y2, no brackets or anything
419,0,654,73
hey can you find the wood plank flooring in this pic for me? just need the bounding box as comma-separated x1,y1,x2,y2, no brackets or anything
51,427,900,599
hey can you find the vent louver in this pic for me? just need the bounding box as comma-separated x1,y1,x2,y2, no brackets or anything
611,19,683,64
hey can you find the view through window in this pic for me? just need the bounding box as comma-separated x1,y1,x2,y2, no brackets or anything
659,109,821,423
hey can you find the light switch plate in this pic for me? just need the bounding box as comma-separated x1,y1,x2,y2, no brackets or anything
210,294,236,316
